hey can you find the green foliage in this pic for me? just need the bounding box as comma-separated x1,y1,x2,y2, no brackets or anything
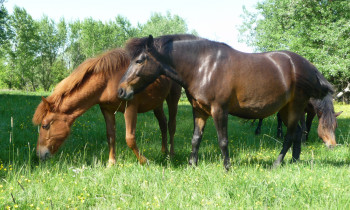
239,0,350,91
0,92,349,208
37,16,67,91
3,6,39,90
0,9,194,91
137,12,189,37
0,4,8,46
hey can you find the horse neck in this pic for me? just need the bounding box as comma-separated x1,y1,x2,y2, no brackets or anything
58,74,107,119
158,44,202,89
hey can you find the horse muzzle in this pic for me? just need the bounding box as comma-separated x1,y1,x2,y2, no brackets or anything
118,87,134,100
36,146,52,161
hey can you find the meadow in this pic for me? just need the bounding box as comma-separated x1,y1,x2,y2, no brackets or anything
0,90,349,209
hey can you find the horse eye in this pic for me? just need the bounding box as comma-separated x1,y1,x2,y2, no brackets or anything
135,59,144,64
42,124,50,130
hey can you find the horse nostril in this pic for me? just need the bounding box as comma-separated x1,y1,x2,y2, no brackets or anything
326,144,335,149
118,88,125,98
44,152,50,160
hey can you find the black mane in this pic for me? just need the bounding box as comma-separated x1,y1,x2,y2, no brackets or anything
125,34,201,59
311,93,337,129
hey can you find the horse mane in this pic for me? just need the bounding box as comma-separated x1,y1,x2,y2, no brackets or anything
125,34,201,59
311,93,336,129
33,48,129,125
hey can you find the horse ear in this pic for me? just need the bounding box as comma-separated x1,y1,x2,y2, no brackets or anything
146,35,154,51
41,96,52,112
335,111,343,117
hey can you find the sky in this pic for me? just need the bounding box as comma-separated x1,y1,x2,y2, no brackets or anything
3,0,259,52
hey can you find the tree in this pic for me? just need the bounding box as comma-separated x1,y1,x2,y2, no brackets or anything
65,16,136,69
137,12,189,37
0,8,194,91
0,1,8,46
37,16,67,91
239,0,350,91
3,6,39,90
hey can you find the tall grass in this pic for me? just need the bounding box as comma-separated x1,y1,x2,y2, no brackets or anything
0,91,349,209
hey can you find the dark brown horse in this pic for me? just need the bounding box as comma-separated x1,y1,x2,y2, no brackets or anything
33,48,182,165
255,94,342,142
118,34,334,169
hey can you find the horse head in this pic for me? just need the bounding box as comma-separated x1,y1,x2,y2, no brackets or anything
317,110,342,148
34,97,74,160
118,35,165,100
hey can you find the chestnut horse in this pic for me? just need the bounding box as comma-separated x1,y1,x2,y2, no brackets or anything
33,48,182,165
255,94,342,141
118,34,334,170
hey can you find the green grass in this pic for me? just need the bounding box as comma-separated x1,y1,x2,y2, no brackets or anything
1,90,350,209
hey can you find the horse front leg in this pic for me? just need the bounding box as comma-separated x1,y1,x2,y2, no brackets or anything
211,106,230,171
189,108,208,167
100,106,116,166
292,124,302,161
153,106,168,154
124,105,148,164
273,106,303,168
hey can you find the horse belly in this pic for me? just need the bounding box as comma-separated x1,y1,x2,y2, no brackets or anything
229,88,290,119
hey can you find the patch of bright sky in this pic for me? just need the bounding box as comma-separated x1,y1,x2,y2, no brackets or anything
4,0,259,52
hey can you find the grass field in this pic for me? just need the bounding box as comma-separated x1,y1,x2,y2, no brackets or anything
0,90,349,209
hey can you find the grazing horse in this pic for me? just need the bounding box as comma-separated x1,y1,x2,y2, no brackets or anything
118,34,334,170
33,48,182,165
255,94,342,142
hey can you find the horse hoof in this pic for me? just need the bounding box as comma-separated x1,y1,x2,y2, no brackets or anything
107,159,116,167
161,148,169,155
224,164,231,171
290,158,299,164
139,156,149,165
188,158,197,167
271,161,281,169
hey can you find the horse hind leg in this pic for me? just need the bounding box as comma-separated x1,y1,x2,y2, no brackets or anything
211,105,230,170
305,110,315,141
153,106,168,154
300,113,307,142
166,86,181,156
255,119,263,135
276,112,283,138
